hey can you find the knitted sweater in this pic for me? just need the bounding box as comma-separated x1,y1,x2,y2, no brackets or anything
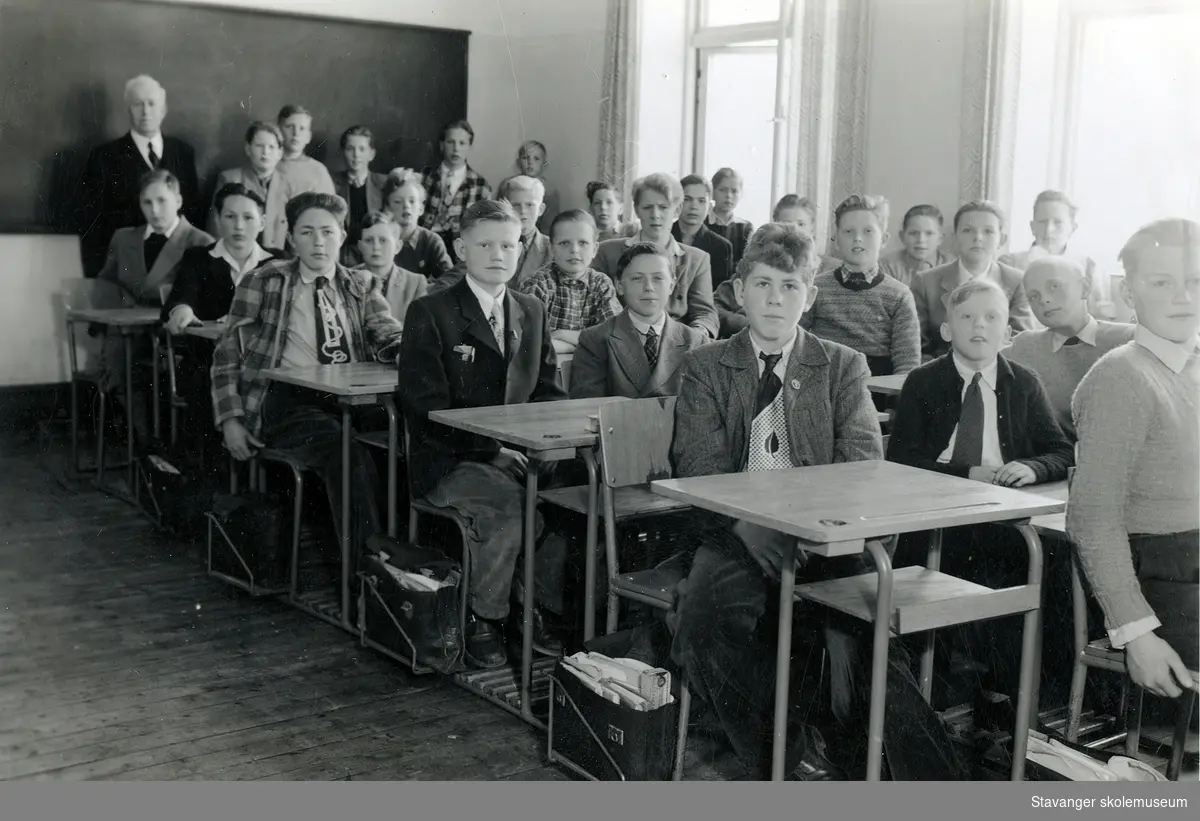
800,268,921,373
1006,320,1136,440
1067,336,1200,634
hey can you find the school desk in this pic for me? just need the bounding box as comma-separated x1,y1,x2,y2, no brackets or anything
651,460,1065,781
866,373,907,397
260,363,400,633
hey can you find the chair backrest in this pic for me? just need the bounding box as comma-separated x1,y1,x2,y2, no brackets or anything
881,434,890,453
598,396,677,490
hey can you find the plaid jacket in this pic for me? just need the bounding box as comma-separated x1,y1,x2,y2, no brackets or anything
418,164,492,239
518,263,621,332
210,258,404,436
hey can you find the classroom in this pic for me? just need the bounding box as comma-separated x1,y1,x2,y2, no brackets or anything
0,0,1195,789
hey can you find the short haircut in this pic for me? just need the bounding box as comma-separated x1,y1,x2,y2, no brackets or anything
947,278,1009,312
123,75,165,106
680,174,713,197
360,210,399,235
382,170,427,203
735,223,816,285
138,168,180,197
615,241,671,280
1032,189,1079,220
497,174,546,202
285,192,348,233
548,209,597,241
953,199,1007,232
587,181,620,202
1023,255,1086,284
518,140,547,158
711,167,743,189
459,198,520,234
440,119,475,144
834,193,890,230
340,125,375,150
631,172,683,208
901,204,944,231
244,121,283,146
277,104,312,123
1119,218,1200,280
772,194,817,222
213,182,266,215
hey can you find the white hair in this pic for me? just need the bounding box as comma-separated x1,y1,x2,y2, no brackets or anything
124,75,166,106
498,174,545,202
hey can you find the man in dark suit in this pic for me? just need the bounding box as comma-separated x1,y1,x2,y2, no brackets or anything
77,75,200,278
672,173,735,288
398,199,568,670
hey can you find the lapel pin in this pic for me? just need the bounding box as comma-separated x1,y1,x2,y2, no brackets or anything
790,378,801,390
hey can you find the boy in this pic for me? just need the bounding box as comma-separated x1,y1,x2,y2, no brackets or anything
333,125,387,263
274,105,336,197
570,242,707,399
516,140,560,234
1006,256,1134,440
587,180,639,242
420,119,492,258
592,172,719,339
801,194,921,377
518,210,620,356
671,174,734,288
211,192,401,585
670,223,962,780
398,199,568,669
96,168,213,449
706,167,754,266
912,200,1034,359
354,211,428,329
211,122,296,250
879,204,954,288
1069,218,1199,696
382,170,454,279
500,175,553,287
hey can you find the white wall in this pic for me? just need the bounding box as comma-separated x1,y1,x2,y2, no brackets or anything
2,0,606,386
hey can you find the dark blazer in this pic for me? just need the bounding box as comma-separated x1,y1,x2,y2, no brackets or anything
77,133,200,278
570,312,708,399
886,352,1074,483
671,328,882,479
592,237,719,339
398,277,566,499
672,222,734,288
94,217,213,309
161,243,285,323
333,170,387,216
912,260,1035,357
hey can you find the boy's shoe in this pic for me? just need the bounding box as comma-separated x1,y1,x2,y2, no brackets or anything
465,614,508,669
785,726,845,781
507,606,565,657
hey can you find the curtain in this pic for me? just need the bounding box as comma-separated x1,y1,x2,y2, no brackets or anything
597,0,640,193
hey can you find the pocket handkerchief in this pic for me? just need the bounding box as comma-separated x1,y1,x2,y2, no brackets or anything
453,344,475,363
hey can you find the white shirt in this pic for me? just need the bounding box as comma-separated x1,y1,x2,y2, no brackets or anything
1135,324,1200,375
749,328,798,382
956,260,999,286
280,267,356,369
144,216,180,241
167,241,272,323
466,275,506,342
937,354,1004,467
440,162,467,199
130,130,164,170
1051,316,1099,352
627,311,667,344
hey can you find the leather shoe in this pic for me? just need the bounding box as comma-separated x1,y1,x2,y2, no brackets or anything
465,614,508,669
785,726,845,781
509,606,565,657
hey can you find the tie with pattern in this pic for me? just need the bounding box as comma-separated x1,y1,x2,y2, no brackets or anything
755,352,784,417
1062,336,1081,346
313,276,351,365
950,372,985,466
488,301,505,351
644,326,659,368
144,233,167,273
147,143,159,169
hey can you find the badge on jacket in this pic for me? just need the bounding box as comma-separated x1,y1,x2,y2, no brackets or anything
453,344,476,363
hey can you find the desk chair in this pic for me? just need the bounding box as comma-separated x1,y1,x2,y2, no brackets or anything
63,280,117,480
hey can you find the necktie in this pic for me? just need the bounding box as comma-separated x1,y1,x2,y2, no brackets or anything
950,372,985,466
755,352,783,417
144,233,167,273
313,276,351,365
147,143,159,169
488,301,505,351
1062,336,1081,346
644,327,659,368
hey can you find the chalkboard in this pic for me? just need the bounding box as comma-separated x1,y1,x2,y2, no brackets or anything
0,0,469,232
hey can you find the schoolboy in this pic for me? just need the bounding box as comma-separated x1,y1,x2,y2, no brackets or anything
706,167,754,266
354,211,427,329
499,175,553,287
1069,218,1200,694
274,105,336,197
210,192,402,585
518,210,620,356
800,194,920,377
333,125,387,263
912,201,1034,359
1006,256,1135,440
516,140,560,234
772,194,840,273
670,223,962,780
587,181,639,242
671,174,735,288
879,204,954,287
381,170,454,279
592,172,719,339
211,122,295,252
570,241,706,399
420,119,492,257
398,199,569,670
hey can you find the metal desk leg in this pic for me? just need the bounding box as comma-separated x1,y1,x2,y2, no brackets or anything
1011,523,1044,782
124,331,136,491
521,460,540,726
382,396,398,539
865,538,895,782
770,540,798,781
582,447,599,642
920,529,943,702
340,404,353,631
151,332,161,443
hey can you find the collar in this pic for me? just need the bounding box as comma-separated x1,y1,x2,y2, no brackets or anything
902,250,939,270
627,232,684,258
465,274,505,318
707,211,737,228
835,266,884,290
130,130,163,155
297,262,336,286
749,327,798,368
1051,316,1099,352
550,262,589,285
672,221,706,243
950,352,999,390
1135,325,1200,375
627,310,667,338
398,224,421,248
144,216,181,240
210,239,272,272
440,162,467,182
956,259,997,285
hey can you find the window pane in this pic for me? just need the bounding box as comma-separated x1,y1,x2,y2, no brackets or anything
703,0,781,28
699,48,778,228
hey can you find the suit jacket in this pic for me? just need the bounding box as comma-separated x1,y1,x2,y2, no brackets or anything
333,170,386,216
886,352,1074,483
570,312,708,399
77,133,201,278
592,236,719,339
398,277,566,499
358,263,428,330
912,260,1035,357
672,222,734,288
671,328,882,480
161,243,285,323
209,166,299,251
94,217,213,309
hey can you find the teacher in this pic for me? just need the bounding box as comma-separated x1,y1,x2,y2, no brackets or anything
77,75,200,278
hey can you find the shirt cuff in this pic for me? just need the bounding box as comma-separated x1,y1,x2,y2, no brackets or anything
1108,616,1162,649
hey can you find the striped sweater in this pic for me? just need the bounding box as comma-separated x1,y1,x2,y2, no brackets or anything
800,268,921,373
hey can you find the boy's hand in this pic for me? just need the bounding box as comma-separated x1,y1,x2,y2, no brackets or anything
993,461,1037,487
1125,632,1194,698
223,419,263,461
165,305,197,336
968,466,1000,483
492,446,528,481
732,519,797,580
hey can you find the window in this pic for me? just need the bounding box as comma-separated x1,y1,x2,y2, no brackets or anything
702,0,781,28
